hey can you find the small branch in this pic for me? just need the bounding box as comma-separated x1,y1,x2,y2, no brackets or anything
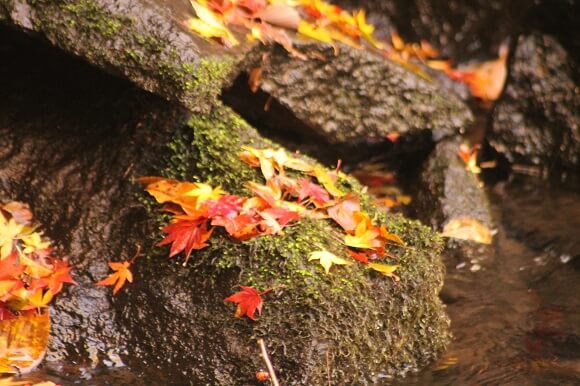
258,338,280,386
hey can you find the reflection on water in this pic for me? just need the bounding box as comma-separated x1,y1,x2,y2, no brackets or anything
9,179,580,385
388,178,580,386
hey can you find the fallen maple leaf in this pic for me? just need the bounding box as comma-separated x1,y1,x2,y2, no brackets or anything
224,285,272,320
188,0,239,47
447,44,508,102
96,261,133,295
344,213,382,250
458,143,481,174
309,250,352,274
297,178,331,207
368,262,400,281
441,217,493,244
158,219,214,262
327,196,360,232
312,166,344,198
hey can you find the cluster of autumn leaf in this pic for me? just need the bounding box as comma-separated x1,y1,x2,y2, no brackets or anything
186,0,508,102
0,202,75,321
141,146,403,320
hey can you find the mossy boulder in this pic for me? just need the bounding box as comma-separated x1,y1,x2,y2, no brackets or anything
0,0,255,112
119,106,450,385
224,42,472,147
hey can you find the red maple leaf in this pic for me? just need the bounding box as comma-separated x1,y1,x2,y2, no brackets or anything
224,285,272,320
158,219,214,261
297,178,331,207
212,214,261,240
0,302,16,321
205,195,244,219
0,251,23,280
347,249,369,264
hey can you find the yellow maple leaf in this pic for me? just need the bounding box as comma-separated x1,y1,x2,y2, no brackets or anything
368,262,400,280
308,250,352,274
183,183,225,207
298,21,334,44
344,213,382,250
188,1,238,47
0,213,23,259
312,167,344,197
20,232,51,254
355,10,385,49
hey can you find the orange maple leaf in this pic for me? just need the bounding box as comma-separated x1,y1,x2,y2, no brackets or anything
96,261,133,295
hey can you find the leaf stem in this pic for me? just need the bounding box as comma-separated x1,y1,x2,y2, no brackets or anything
258,338,280,386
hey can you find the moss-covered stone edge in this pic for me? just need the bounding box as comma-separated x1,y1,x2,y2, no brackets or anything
0,0,245,112
138,104,450,384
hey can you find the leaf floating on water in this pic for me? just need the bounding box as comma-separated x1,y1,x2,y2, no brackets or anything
442,217,493,244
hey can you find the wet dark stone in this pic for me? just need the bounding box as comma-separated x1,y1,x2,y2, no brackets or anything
490,33,580,177
0,0,255,112
412,139,495,265
335,0,530,60
0,25,186,366
223,42,472,151
413,139,493,231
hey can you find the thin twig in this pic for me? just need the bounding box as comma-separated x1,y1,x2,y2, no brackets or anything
258,338,280,386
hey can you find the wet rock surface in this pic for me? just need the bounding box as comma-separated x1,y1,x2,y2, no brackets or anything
223,43,472,149
0,0,254,112
413,139,493,231
335,0,530,59
413,139,495,268
490,33,580,176
0,25,186,365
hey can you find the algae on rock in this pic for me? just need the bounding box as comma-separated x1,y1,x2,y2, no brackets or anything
121,105,450,385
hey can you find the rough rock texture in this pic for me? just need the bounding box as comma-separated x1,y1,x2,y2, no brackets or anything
1,26,450,384
414,139,493,231
490,34,580,176
0,0,254,112
335,0,530,59
413,139,495,268
224,43,472,147
0,26,185,366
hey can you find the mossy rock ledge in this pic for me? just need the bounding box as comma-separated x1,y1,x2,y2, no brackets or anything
118,106,450,385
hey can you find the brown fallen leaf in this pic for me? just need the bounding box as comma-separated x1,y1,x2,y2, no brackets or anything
441,217,493,244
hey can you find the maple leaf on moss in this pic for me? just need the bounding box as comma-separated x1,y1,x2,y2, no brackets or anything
297,178,331,207
344,212,383,250
327,196,360,232
224,285,272,321
309,250,352,274
312,166,345,198
158,219,214,263
97,261,133,295
368,262,400,281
